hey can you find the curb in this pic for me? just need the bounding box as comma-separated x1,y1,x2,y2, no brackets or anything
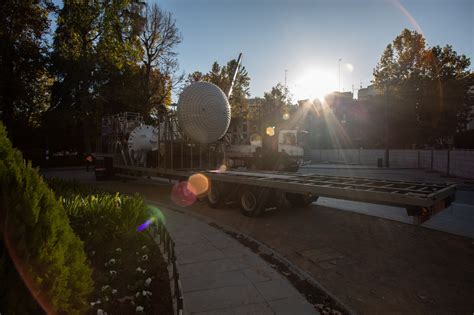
302,165,419,171
145,198,357,315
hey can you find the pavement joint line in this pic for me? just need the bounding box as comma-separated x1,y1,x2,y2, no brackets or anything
190,301,274,314
145,198,355,315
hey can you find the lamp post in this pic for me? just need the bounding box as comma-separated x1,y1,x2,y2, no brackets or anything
384,83,390,168
338,58,342,92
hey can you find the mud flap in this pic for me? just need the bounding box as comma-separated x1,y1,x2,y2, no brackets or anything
406,199,449,225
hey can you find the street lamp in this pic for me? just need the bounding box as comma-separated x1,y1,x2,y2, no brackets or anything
384,83,389,168
338,58,342,92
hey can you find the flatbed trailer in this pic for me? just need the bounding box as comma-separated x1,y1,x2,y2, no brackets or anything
112,164,456,225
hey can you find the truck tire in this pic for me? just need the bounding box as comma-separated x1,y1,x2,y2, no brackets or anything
208,183,226,208
207,183,227,209
239,187,265,217
286,193,318,207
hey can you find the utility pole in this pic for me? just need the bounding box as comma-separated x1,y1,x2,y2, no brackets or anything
384,83,390,168
338,58,342,92
284,69,288,87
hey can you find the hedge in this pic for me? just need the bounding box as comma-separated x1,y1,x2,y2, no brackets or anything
0,122,93,314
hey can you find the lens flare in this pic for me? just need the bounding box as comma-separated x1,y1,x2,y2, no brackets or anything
187,173,209,197
137,217,156,232
171,181,197,207
137,206,166,232
266,127,275,136
147,205,166,224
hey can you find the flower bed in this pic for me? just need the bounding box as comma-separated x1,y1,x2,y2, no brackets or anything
47,179,173,314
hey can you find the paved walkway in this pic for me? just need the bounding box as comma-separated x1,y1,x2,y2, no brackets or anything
153,203,319,315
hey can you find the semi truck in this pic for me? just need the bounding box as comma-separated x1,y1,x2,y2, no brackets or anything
95,54,456,224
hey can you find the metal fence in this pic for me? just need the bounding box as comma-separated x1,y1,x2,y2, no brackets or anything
311,149,474,179
150,222,184,315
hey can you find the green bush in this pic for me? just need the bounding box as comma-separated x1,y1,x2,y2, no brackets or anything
0,122,94,314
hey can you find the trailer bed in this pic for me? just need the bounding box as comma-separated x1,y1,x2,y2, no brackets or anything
204,170,456,224
113,165,456,224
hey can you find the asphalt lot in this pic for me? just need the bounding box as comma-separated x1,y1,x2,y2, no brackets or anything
43,167,474,314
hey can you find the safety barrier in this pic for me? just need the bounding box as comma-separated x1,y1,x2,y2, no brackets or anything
150,222,184,315
311,149,474,179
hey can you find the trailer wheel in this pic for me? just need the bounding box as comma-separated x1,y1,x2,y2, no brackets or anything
286,193,318,207
239,188,264,217
208,183,226,208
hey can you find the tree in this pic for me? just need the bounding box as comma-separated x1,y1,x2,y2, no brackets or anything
185,71,205,84
49,0,149,153
260,83,292,126
0,0,53,150
417,45,471,145
185,58,251,119
48,0,101,153
373,28,471,147
95,0,147,115
140,3,183,119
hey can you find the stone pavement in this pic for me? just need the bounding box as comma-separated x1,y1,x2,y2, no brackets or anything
152,202,319,315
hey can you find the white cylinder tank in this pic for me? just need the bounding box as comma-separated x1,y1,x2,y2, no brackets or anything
177,81,231,144
127,125,158,152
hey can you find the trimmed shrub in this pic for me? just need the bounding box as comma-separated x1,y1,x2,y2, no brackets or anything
0,122,94,314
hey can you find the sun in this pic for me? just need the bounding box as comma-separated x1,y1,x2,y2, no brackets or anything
292,69,338,101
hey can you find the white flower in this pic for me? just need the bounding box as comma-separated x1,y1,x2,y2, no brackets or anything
141,245,147,250
90,299,101,306
109,270,117,277
145,277,152,286
136,306,144,312
142,290,152,297
141,255,148,261
108,258,116,265
136,267,146,274
116,248,122,253
101,285,110,292
112,289,117,295
97,309,107,315
135,292,140,297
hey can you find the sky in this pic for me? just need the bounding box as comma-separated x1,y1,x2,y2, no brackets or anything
154,0,473,100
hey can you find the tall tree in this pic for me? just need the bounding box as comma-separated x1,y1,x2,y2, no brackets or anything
186,58,251,119
259,83,292,130
49,0,148,153
0,0,53,148
373,28,471,147
140,3,182,119
95,0,146,116
48,0,101,153
417,45,471,144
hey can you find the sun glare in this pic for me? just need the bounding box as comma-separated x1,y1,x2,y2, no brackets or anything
292,69,338,101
